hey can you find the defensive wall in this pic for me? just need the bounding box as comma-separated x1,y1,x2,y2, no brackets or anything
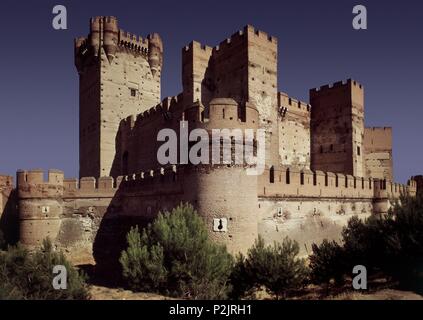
8,164,416,263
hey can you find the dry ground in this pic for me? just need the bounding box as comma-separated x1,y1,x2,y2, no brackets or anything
88,284,423,301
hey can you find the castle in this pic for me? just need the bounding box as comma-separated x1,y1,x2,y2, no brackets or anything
0,17,418,265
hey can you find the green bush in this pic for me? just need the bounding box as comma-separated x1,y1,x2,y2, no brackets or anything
119,203,233,299
309,194,423,293
230,236,309,300
383,195,423,291
309,240,345,292
0,239,90,300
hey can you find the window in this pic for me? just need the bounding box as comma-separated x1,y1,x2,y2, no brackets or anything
130,89,137,97
269,166,275,183
357,146,361,156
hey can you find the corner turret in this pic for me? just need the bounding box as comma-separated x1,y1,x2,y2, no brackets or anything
148,33,163,77
17,169,64,247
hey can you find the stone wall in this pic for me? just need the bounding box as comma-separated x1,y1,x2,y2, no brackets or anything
310,80,365,177
258,198,372,257
278,92,311,169
75,16,162,178
364,127,393,180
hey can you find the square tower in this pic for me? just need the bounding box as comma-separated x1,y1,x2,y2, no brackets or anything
182,25,279,166
310,79,365,177
364,127,393,180
75,17,163,178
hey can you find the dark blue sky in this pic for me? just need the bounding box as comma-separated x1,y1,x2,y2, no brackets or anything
0,0,422,182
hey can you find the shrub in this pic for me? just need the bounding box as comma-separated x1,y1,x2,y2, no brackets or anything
310,194,423,294
119,203,233,299
309,240,345,293
0,239,90,300
383,195,423,291
230,236,309,300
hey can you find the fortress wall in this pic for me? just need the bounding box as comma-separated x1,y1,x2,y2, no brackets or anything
258,197,372,257
258,166,375,199
259,166,410,200
116,95,185,175
278,92,311,169
364,127,393,180
15,167,417,264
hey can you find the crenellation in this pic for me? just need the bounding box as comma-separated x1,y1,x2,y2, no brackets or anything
278,92,311,113
118,30,149,51
310,79,363,95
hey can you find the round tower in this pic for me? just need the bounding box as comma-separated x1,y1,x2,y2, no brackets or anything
17,169,64,247
103,16,119,62
372,178,389,214
183,98,260,254
147,33,163,77
89,17,101,55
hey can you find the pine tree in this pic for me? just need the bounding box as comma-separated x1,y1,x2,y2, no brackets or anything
120,203,233,299
0,239,90,300
230,236,309,299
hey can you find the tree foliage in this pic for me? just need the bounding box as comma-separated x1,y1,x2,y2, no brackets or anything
0,239,90,300
120,203,233,299
309,239,345,289
309,194,423,294
230,236,309,299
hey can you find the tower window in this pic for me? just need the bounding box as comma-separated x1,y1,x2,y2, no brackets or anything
130,89,137,97
357,146,361,156
269,166,275,184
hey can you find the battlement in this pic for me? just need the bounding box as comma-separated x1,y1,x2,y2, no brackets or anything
366,127,392,131
119,95,259,133
119,95,183,133
17,169,64,200
76,16,161,63
244,25,277,43
278,92,311,113
184,41,213,53
259,165,411,200
17,169,64,186
0,175,13,188
63,176,122,193
212,25,277,53
118,29,149,54
64,166,180,196
310,79,363,95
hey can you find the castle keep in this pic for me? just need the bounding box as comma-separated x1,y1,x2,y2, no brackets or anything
0,17,418,264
